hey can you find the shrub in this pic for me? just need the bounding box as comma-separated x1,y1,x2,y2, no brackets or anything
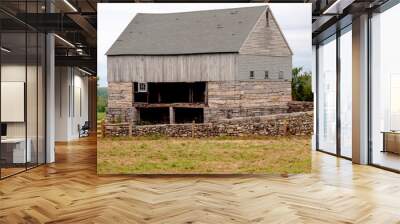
292,67,313,102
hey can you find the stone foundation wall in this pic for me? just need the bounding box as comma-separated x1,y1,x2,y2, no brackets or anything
106,107,135,123
104,123,131,137
106,82,134,123
108,82,133,108
204,105,288,122
105,81,312,126
104,111,313,137
206,81,292,122
287,101,313,113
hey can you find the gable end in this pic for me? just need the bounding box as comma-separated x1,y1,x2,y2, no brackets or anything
239,8,293,56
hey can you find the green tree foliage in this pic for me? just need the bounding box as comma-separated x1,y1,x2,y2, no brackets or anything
291,67,313,101
97,87,108,113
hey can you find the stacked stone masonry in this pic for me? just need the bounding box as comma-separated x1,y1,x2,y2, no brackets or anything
287,101,314,113
205,81,292,122
104,111,313,137
106,82,134,123
105,80,313,137
107,82,133,108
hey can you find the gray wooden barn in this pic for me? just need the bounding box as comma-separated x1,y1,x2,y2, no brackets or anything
106,5,293,124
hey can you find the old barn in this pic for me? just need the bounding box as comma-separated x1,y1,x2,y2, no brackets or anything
106,5,293,124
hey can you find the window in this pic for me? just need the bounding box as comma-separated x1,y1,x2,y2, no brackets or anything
1,24,28,177
317,35,337,155
249,71,255,79
138,82,148,92
370,4,400,171
264,71,269,79
0,3,47,178
314,25,353,159
339,27,352,158
279,71,284,79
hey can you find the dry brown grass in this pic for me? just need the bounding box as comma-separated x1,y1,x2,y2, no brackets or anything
97,135,311,174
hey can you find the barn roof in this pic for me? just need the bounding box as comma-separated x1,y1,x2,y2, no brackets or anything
106,6,268,56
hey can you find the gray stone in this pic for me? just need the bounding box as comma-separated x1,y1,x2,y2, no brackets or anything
104,111,313,138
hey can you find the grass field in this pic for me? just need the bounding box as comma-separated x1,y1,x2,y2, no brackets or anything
97,136,311,174
97,112,105,121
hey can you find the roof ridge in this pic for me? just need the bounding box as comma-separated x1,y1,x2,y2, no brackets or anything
106,6,269,56
135,5,268,16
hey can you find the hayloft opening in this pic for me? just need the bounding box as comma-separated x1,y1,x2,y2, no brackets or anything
134,82,206,104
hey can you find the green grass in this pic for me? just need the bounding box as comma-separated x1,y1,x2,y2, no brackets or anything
97,136,311,174
97,112,105,122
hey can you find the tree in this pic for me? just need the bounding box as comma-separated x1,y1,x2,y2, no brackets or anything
291,67,313,101
97,81,108,113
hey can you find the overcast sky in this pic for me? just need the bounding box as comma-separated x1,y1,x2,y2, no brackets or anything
97,3,311,87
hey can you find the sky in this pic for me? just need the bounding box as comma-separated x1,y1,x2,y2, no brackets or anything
97,3,312,87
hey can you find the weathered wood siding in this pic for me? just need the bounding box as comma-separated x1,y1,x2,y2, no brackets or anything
107,54,237,82
239,8,292,56
237,55,292,81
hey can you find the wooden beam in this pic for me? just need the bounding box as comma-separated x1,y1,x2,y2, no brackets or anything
169,107,175,124
133,102,206,109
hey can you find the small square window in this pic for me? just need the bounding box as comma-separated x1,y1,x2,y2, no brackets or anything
249,71,255,79
279,71,284,80
264,71,269,79
138,82,148,92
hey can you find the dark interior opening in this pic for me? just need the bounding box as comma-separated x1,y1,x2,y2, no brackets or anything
133,82,148,102
138,108,169,125
134,82,206,103
175,108,204,124
1,123,7,137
